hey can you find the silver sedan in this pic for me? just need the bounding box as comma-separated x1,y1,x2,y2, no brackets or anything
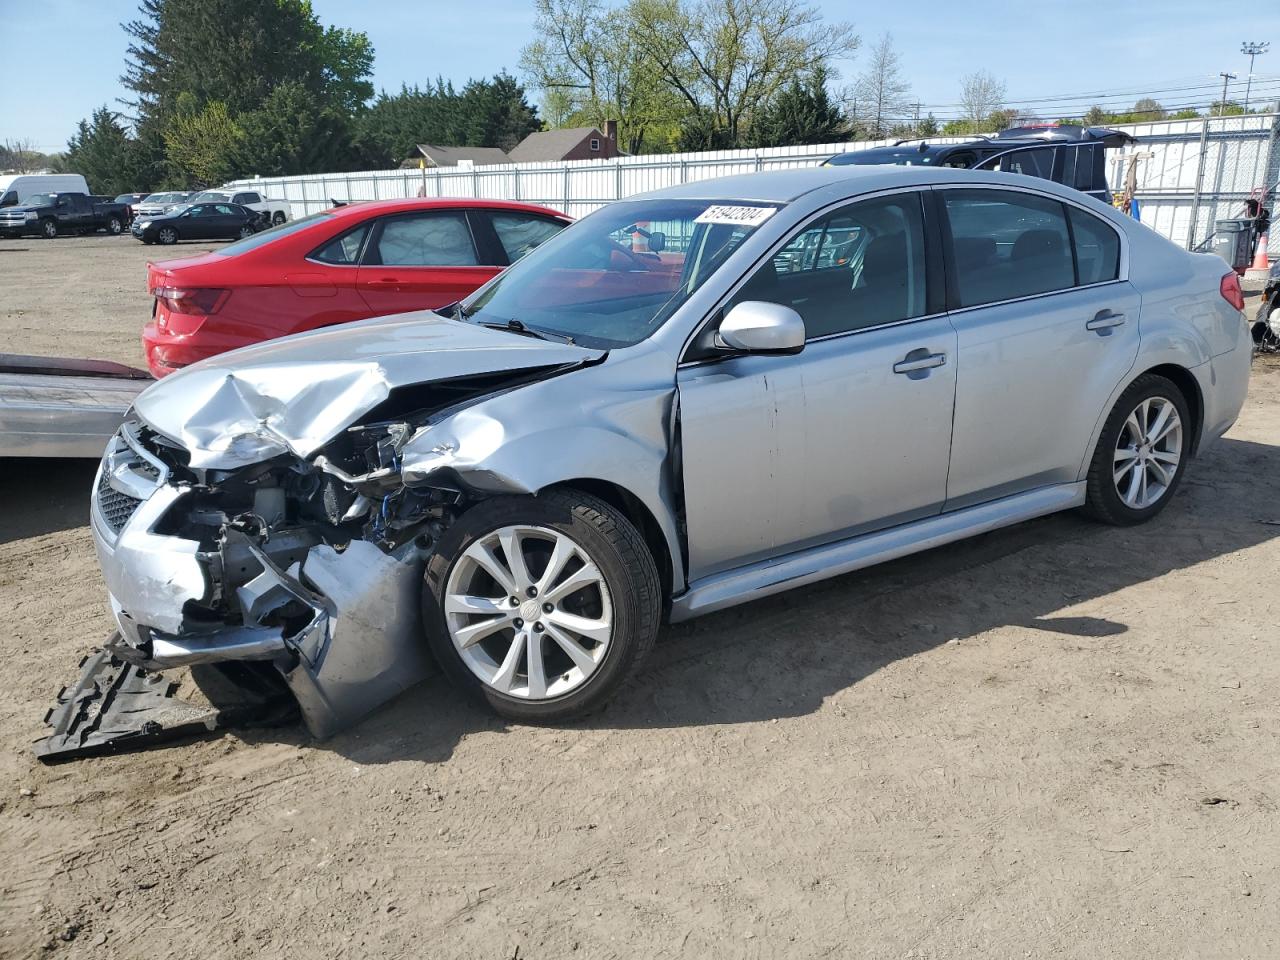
87,166,1252,736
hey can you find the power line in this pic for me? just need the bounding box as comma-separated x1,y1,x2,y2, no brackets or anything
903,75,1280,112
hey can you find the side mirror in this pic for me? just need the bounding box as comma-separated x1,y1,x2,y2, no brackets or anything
647,231,666,253
718,301,805,355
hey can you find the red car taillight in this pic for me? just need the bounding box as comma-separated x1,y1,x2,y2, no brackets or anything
155,287,230,315
1220,272,1245,311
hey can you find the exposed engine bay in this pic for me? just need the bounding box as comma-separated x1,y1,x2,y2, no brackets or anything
38,363,592,760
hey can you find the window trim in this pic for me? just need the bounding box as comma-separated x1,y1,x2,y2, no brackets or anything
934,183,1127,315
361,208,489,269
679,185,945,366
590,138,601,151
305,219,375,268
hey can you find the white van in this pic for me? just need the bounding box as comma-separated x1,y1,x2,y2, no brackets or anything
0,173,92,207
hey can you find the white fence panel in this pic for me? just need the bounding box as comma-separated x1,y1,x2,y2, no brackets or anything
230,117,1279,250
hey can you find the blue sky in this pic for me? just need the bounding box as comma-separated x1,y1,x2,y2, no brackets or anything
2,0,1276,151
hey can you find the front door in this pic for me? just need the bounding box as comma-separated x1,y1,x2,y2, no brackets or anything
678,191,958,582
940,187,1141,508
357,210,500,315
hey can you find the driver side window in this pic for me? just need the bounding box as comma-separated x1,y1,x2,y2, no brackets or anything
729,193,929,339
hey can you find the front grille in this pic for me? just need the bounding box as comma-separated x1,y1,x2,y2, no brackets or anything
97,471,143,536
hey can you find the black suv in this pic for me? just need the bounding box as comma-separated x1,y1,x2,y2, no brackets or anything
824,124,1136,204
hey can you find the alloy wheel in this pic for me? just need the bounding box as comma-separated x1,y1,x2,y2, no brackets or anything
158,227,177,244
1113,396,1183,509
444,524,614,700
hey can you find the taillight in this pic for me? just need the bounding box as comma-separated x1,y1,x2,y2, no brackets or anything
154,287,230,315
1220,272,1245,311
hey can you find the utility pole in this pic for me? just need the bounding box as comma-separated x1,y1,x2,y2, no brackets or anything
1241,41,1269,113
1218,72,1237,116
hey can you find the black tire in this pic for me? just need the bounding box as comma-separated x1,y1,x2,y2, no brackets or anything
237,224,254,239
1083,373,1191,526
1253,298,1276,348
422,489,661,721
157,226,178,245
106,216,122,235
272,210,286,225
40,218,57,239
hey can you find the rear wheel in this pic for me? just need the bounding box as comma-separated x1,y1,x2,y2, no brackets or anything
157,226,178,245
1083,374,1190,526
41,219,57,239
237,224,254,239
1253,298,1277,349
423,490,661,721
106,216,122,235
271,210,286,225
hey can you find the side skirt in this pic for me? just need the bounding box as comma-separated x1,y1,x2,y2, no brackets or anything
669,482,1087,622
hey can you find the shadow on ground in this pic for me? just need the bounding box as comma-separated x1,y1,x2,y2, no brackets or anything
286,434,1280,766
0,457,98,545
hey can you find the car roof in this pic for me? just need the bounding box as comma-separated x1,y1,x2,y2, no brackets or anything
629,163,1131,212
629,164,1078,205
319,197,570,221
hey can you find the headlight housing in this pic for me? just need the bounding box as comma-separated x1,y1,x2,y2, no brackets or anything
24,211,37,220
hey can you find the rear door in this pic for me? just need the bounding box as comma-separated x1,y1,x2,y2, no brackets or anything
356,209,499,314
940,187,1140,508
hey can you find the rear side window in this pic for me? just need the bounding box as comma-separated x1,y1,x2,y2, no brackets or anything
943,190,1075,307
370,213,478,267
311,224,370,265
995,147,1055,180
1068,206,1120,284
490,213,565,263
234,192,260,205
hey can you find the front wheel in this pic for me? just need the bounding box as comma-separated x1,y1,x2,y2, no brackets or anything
157,226,178,245
41,219,57,239
271,211,286,225
1083,374,1191,526
423,490,661,721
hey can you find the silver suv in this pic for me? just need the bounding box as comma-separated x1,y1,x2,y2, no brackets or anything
89,166,1252,737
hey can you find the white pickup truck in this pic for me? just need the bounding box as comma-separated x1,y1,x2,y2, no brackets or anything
186,187,292,225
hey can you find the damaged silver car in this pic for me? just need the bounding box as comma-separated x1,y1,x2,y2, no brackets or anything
51,166,1252,755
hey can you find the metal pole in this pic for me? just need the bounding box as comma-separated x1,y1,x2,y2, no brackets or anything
1187,117,1211,250
1218,72,1237,116
1241,42,1269,114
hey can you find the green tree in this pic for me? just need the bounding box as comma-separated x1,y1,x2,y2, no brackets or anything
1132,97,1165,120
237,81,355,177
1083,104,1108,126
458,73,543,152
163,98,245,187
63,107,144,195
751,67,844,146
916,113,939,137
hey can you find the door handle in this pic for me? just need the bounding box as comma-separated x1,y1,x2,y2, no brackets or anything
372,277,401,284
1086,310,1126,331
893,351,947,374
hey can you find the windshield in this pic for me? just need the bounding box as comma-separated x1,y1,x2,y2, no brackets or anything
461,198,778,348
142,193,187,204
190,191,231,204
25,193,55,207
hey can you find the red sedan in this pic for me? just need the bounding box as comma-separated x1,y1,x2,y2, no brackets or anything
142,198,571,376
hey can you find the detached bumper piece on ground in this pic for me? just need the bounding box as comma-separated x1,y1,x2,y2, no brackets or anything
35,641,296,763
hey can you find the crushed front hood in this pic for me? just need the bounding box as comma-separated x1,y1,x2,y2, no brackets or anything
132,312,602,468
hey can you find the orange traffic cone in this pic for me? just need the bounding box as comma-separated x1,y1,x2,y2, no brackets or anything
1253,231,1270,270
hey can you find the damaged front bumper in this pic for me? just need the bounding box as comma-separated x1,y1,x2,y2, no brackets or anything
39,425,436,757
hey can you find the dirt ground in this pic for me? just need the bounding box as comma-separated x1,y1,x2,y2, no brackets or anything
1,234,1279,959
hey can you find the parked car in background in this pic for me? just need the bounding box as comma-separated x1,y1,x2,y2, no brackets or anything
0,192,130,238
0,173,91,207
113,193,149,224
131,201,261,246
78,166,1251,743
132,192,192,219
141,197,571,376
824,124,1135,204
188,187,292,225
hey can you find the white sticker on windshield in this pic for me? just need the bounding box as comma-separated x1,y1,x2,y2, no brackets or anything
694,205,776,227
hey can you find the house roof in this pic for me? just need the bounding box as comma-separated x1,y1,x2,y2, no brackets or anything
507,127,608,163
409,144,511,167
